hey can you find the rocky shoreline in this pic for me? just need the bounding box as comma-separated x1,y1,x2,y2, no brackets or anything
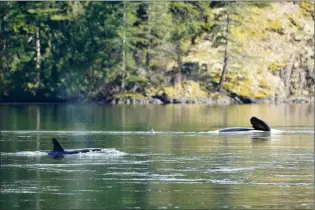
1,96,313,105
104,95,314,105
1,91,313,105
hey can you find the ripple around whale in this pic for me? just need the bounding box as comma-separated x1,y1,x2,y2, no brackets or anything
5,151,47,157
1,148,126,158
1,128,313,136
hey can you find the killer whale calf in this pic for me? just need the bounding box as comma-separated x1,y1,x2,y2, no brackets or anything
218,116,271,133
48,138,103,158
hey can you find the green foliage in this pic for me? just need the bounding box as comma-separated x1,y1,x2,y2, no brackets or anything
1,1,313,102
1,1,124,101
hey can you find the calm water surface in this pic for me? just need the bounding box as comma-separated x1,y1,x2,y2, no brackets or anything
0,104,314,209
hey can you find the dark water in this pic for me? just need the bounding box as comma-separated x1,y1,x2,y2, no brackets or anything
0,104,314,209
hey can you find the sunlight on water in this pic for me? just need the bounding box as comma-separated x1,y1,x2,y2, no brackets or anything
3,151,47,157
0,104,314,209
1,129,314,135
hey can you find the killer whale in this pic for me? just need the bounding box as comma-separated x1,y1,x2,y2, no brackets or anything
218,116,271,133
48,138,103,158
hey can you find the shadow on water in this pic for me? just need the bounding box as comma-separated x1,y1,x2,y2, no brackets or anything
251,132,271,141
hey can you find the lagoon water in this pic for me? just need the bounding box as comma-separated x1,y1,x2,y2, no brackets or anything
0,104,314,209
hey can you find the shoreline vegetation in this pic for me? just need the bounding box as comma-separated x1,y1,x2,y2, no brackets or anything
1,1,314,105
1,94,313,105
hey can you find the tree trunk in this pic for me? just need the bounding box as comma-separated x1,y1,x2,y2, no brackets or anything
0,18,4,52
36,28,41,87
218,12,230,92
146,2,152,84
121,1,126,91
146,2,151,70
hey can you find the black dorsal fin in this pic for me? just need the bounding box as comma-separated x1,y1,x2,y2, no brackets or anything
52,138,64,152
250,116,271,131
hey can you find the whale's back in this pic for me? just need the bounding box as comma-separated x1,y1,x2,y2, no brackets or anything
219,127,254,133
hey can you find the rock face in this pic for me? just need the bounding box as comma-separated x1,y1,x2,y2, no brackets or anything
180,2,314,103
108,97,163,105
99,2,315,106
163,96,233,105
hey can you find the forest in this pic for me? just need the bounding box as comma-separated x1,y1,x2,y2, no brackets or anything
0,1,314,104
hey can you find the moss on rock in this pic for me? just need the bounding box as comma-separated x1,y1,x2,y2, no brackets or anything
163,80,208,99
268,61,286,72
299,0,314,18
113,92,145,99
